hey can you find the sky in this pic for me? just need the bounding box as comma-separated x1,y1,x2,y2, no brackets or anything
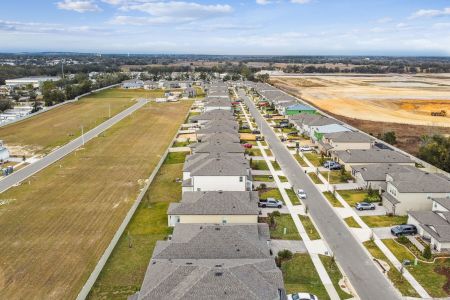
1,0,450,55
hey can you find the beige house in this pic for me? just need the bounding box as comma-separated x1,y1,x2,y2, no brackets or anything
382,169,450,215
332,149,415,171
168,191,259,226
319,131,373,155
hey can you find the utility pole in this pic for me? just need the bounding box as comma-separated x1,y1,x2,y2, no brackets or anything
81,125,85,146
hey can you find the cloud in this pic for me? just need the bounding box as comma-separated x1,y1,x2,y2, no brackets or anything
376,17,392,24
410,7,450,19
256,0,272,5
290,0,311,3
109,1,232,25
0,19,108,35
56,0,101,13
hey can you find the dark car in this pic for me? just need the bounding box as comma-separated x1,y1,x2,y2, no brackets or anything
391,224,417,236
252,130,261,134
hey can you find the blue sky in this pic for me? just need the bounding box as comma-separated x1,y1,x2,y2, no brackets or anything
1,0,450,55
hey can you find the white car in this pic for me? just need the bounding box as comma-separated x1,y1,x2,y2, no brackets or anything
297,189,307,199
287,293,318,300
299,146,313,152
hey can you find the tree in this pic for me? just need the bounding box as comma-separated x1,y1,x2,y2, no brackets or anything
382,131,397,145
277,249,293,261
418,134,450,172
0,100,12,112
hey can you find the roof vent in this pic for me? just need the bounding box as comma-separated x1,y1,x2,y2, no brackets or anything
215,264,223,267
215,272,223,277
215,227,221,231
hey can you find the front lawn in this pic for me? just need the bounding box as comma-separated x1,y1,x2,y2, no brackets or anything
165,151,188,164
253,175,274,182
344,217,361,228
259,188,283,201
286,188,300,205
251,160,269,170
320,170,353,184
323,192,343,207
319,255,354,299
272,160,282,170
304,152,323,167
382,239,450,298
308,172,322,184
338,190,369,206
299,215,321,240
268,214,300,240
361,215,407,227
363,241,419,297
281,254,328,299
246,148,262,156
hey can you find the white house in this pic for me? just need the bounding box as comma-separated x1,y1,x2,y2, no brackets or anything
0,141,10,162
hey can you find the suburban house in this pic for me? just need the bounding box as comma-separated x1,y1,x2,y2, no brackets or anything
352,164,418,190
121,79,144,89
318,131,374,155
0,141,10,162
189,109,235,125
195,124,238,136
332,149,415,171
190,141,245,155
310,123,351,141
283,104,316,116
167,191,259,226
381,169,450,215
132,223,285,300
203,98,232,112
408,197,450,252
182,156,252,193
199,132,240,144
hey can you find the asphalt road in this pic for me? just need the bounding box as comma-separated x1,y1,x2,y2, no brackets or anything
241,90,401,300
0,99,147,194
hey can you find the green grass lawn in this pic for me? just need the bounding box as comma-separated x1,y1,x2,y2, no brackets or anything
299,215,321,240
165,151,188,164
286,188,300,205
172,141,191,147
264,149,273,156
247,148,262,156
308,172,322,184
319,255,354,299
304,152,323,167
251,160,269,170
382,239,450,298
279,176,289,182
344,217,361,228
338,190,369,206
89,161,184,299
269,214,300,240
259,188,283,201
363,241,419,297
272,160,282,170
361,215,408,227
294,154,309,167
253,175,274,182
281,254,329,299
323,192,343,207
320,170,353,184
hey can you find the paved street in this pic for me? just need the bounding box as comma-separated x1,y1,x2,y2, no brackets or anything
240,90,401,300
0,99,148,194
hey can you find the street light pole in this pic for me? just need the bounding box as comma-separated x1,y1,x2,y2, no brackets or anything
81,125,85,146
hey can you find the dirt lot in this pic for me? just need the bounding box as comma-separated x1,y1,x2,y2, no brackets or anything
0,88,165,156
271,74,450,127
0,101,191,299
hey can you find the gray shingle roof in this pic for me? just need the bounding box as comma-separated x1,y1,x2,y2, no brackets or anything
433,197,450,211
168,191,259,215
137,258,285,300
200,132,240,143
192,141,245,154
184,153,247,173
196,124,237,134
190,157,249,176
335,149,413,164
408,211,450,242
324,131,373,143
190,110,235,122
388,169,450,193
351,164,418,182
152,223,271,259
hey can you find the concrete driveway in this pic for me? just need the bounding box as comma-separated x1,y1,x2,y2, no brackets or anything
355,205,387,216
260,206,290,217
373,227,395,239
270,239,307,255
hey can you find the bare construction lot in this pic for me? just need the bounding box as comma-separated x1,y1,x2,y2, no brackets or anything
0,100,191,299
271,74,450,127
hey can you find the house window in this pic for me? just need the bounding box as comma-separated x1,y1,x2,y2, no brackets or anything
197,188,201,191
222,219,227,224
239,176,243,182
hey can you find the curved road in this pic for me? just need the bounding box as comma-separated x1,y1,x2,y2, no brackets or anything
0,99,147,194
240,90,401,300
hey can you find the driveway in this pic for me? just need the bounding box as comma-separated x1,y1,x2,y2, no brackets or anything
355,205,387,216
373,227,395,240
270,239,307,255
241,89,401,300
260,206,290,217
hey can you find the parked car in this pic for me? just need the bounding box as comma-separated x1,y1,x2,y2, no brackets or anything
252,130,261,134
391,224,417,236
297,189,307,199
256,136,265,141
287,293,318,300
299,146,313,152
322,160,334,168
288,131,299,136
258,198,283,208
243,143,253,149
328,163,342,170
280,123,290,128
241,124,250,129
355,202,376,211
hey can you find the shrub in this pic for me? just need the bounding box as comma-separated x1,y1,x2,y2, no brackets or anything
277,249,293,261
397,236,408,245
423,245,432,259
271,210,281,217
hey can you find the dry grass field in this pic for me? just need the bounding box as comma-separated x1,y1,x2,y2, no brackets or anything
271,74,450,127
0,100,192,300
0,88,165,156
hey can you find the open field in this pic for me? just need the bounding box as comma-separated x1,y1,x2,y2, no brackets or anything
271,75,450,127
0,101,192,299
88,158,185,299
0,88,163,156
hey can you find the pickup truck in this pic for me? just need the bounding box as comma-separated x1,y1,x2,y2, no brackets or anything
258,198,283,208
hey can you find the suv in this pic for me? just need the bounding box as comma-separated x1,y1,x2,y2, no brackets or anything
288,293,318,300
299,146,313,152
391,224,417,236
258,198,283,208
355,202,375,211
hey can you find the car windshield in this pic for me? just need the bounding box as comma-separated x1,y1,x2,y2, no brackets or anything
292,295,300,300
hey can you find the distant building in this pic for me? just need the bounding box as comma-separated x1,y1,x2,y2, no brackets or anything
5,76,60,88
0,141,10,162
121,79,144,89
